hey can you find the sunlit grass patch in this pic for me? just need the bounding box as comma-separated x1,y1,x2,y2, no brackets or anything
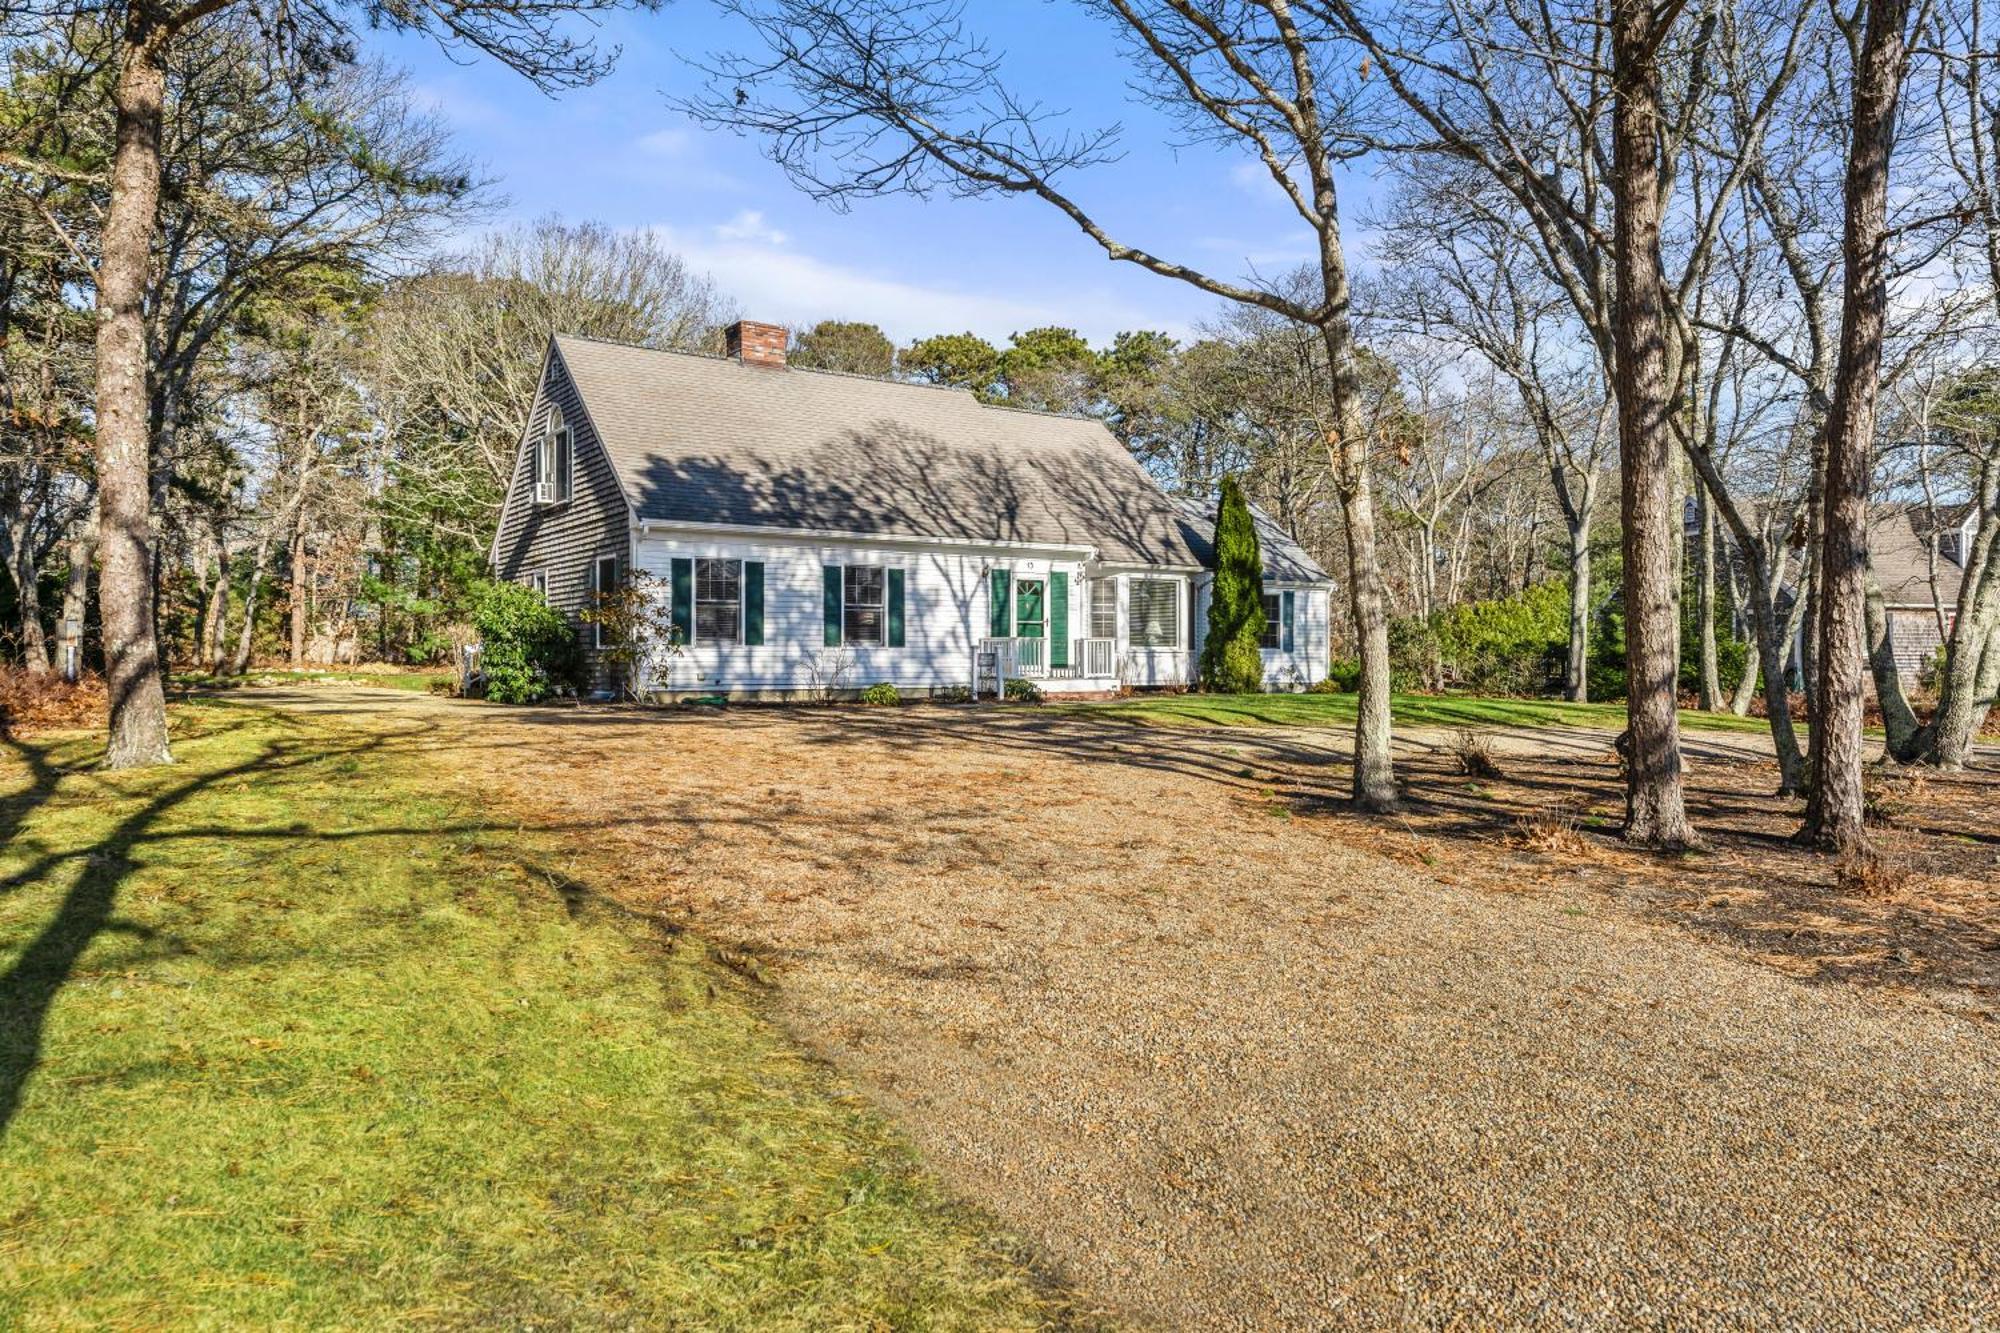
0,703,1059,1329
1068,690,1775,735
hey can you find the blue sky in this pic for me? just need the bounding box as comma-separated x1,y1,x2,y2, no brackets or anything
375,2,1381,347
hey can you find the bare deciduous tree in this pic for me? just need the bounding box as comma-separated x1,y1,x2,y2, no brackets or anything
681,0,1406,809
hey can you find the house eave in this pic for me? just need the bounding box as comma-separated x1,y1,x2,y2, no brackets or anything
635,516,1101,558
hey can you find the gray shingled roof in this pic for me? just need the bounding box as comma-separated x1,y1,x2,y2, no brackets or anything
1169,496,1335,583
553,335,1206,568
1871,503,1969,608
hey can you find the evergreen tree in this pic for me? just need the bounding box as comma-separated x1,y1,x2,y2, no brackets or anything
1200,475,1267,692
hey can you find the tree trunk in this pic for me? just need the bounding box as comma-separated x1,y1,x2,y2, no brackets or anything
1313,238,1395,810
1803,0,1913,852
1732,640,1759,716
95,23,173,767
12,536,50,674
230,530,275,676
60,520,91,683
1697,485,1721,710
1864,572,1923,760
1565,521,1591,702
1609,0,1697,848
1914,463,1999,767
288,524,307,667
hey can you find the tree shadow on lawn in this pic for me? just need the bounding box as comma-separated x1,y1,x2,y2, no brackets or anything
739,703,2000,1011
0,710,475,1141
227,687,2000,1015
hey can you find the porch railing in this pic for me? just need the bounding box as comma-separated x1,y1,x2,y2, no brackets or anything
1073,637,1116,679
978,636,1117,688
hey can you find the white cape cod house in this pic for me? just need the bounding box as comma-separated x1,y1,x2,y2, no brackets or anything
489,321,1335,699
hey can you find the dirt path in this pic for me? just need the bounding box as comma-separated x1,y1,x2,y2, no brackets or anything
240,686,2000,1329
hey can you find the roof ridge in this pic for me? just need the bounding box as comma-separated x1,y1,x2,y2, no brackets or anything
554,330,983,402
555,329,1108,421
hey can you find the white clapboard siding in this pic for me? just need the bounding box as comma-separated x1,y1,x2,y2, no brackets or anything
633,532,1108,694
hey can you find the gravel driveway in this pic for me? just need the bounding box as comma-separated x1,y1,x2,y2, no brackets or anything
253,687,2000,1329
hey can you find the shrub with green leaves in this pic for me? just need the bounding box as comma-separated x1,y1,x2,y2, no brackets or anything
859,681,899,706
470,580,582,704
1004,677,1044,703
1393,581,1571,696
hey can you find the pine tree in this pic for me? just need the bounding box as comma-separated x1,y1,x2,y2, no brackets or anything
1200,475,1267,693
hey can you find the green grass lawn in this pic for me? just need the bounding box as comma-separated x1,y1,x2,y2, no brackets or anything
171,668,452,694
1065,690,1776,735
0,703,1059,1328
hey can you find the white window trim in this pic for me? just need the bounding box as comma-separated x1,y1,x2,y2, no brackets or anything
532,415,573,506
694,556,743,645
1128,576,1181,650
525,569,549,602
843,564,888,647
592,555,620,649
1088,574,1119,640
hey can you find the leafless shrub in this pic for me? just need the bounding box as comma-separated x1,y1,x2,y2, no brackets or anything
1863,777,1903,828
802,646,857,704
1511,797,1591,857
1450,728,1503,778
1834,850,1911,899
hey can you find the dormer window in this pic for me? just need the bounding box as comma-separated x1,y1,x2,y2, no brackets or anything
530,414,573,506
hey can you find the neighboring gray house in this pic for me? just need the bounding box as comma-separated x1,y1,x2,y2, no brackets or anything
1693,498,1980,686
489,321,1336,699
1870,502,1976,679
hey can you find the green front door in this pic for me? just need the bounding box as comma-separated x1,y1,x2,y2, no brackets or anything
1014,578,1045,644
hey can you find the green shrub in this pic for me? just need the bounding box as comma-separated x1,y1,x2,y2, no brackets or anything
1004,677,1044,703
1206,637,1265,694
1393,581,1572,696
470,581,581,704
1324,659,1361,692
859,681,899,706
1199,475,1268,692
933,684,973,704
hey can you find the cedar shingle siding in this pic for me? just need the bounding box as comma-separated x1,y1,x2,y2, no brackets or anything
491,350,630,692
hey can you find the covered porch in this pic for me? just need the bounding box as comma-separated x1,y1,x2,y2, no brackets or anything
977,635,1119,694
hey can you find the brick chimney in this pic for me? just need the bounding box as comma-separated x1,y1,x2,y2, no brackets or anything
725,319,788,368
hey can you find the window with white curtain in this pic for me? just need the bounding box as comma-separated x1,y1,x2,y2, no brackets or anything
1128,578,1179,648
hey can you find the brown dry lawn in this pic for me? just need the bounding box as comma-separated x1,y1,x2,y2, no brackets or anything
251,685,2000,1329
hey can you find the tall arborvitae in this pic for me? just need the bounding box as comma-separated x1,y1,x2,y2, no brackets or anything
1200,476,1267,693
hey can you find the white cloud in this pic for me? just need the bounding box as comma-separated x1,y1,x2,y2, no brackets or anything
712,209,789,245
643,221,1186,345
635,128,696,157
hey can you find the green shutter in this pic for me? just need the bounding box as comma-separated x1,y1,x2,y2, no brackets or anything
989,568,1011,637
670,558,692,643
1049,571,1069,667
823,566,843,646
887,568,905,648
744,561,765,645
1282,590,1295,653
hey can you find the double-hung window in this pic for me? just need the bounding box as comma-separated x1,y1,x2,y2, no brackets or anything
525,570,549,602
1128,578,1179,648
1260,592,1283,649
531,416,573,504
593,556,621,648
695,558,741,643
843,566,886,645
1089,576,1118,639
